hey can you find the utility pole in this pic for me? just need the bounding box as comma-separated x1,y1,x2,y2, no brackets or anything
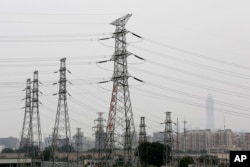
175,117,180,167
176,118,179,153
93,112,106,166
103,14,138,167
50,58,71,167
183,120,187,154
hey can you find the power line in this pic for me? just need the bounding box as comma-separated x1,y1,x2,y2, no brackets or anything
130,66,250,99
147,59,250,90
131,87,250,119
143,37,250,71
0,32,112,39
130,44,250,79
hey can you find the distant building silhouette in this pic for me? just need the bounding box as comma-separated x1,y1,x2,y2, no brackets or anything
206,94,214,130
0,137,19,150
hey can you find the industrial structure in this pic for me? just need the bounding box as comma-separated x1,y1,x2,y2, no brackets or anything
18,71,43,167
93,112,106,164
74,128,83,167
20,79,32,150
50,58,71,167
102,14,139,167
139,117,147,145
163,112,173,166
31,71,43,153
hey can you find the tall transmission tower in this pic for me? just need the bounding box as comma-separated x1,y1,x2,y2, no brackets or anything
50,58,71,167
93,112,106,165
163,112,173,166
19,79,32,167
31,71,43,151
31,71,43,166
139,117,147,145
20,79,32,149
19,72,43,167
74,128,83,167
138,117,147,167
104,14,137,167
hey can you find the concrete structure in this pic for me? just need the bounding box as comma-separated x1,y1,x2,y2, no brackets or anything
0,158,32,167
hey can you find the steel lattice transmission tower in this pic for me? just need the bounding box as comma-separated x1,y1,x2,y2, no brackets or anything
74,128,83,167
104,14,137,167
50,58,71,167
31,71,43,152
93,112,106,165
20,78,32,150
139,117,147,145
19,72,43,167
19,79,33,167
163,112,173,166
138,117,148,167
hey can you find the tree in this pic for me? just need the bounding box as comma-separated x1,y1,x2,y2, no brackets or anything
18,145,40,158
179,156,194,167
1,148,14,153
58,144,74,152
199,155,219,165
43,146,51,161
138,142,164,167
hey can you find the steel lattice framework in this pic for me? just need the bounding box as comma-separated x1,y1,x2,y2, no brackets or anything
31,71,43,152
18,78,32,167
139,117,147,145
19,72,43,167
93,112,106,165
20,78,32,149
163,112,173,165
50,58,71,167
104,14,137,167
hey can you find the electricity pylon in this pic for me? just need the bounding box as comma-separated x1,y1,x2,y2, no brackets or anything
163,112,173,166
19,79,32,167
139,117,147,145
93,112,106,166
20,79,32,149
31,71,43,167
50,58,71,167
74,128,83,167
104,14,137,167
138,117,147,167
19,71,43,167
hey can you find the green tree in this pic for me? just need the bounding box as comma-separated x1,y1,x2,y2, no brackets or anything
1,148,14,153
58,144,74,152
138,142,164,167
42,146,51,161
199,155,219,165
179,156,194,167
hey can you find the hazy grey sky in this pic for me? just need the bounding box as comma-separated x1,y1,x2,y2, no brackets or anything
0,0,250,139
